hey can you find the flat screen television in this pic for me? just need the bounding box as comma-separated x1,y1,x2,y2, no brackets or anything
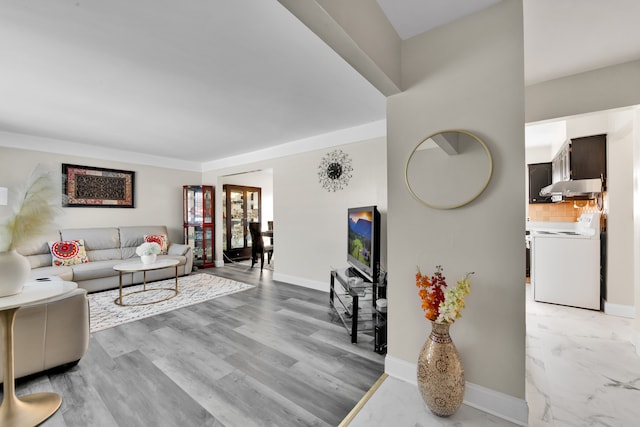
347,205,380,282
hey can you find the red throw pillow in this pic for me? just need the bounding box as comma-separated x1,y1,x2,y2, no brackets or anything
49,240,89,266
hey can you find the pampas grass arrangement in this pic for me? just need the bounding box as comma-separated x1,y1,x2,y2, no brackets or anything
0,164,61,252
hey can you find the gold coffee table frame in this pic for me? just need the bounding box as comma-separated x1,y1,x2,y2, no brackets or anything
0,279,77,427
113,259,180,306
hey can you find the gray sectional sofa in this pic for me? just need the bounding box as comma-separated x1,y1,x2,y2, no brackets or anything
17,225,193,293
2,225,193,382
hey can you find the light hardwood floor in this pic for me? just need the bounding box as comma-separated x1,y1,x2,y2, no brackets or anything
3,263,384,426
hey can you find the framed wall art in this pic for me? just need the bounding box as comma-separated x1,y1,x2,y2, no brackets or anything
62,164,135,208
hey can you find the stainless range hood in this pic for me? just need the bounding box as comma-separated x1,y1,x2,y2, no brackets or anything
539,178,602,201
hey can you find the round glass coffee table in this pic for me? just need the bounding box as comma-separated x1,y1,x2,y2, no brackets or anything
113,259,179,306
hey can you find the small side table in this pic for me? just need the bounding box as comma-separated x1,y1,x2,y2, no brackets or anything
0,279,77,427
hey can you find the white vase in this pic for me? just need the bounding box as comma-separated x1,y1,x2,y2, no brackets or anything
141,254,157,265
0,250,31,297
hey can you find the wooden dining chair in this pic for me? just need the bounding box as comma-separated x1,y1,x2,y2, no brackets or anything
248,222,273,271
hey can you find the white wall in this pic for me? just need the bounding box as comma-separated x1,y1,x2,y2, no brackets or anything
634,108,640,352
526,59,640,124
525,145,553,164
386,0,526,408
220,169,274,229
273,137,387,290
204,136,387,289
605,110,635,308
0,144,201,244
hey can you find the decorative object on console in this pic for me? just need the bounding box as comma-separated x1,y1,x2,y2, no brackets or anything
405,130,492,210
415,266,473,417
136,242,161,264
62,163,135,208
318,149,353,192
0,165,60,297
49,239,89,266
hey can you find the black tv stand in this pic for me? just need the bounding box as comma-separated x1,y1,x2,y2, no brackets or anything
329,267,387,354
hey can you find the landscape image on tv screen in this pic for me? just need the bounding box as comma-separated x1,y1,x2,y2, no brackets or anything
348,211,373,268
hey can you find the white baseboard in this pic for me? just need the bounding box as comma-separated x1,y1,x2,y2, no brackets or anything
385,355,529,426
272,272,329,292
603,300,636,318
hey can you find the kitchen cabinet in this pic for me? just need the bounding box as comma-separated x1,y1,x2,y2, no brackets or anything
222,185,261,261
551,134,607,188
551,142,570,183
528,162,552,203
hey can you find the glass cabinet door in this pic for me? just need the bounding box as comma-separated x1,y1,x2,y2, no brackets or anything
184,186,197,224
183,185,215,268
203,187,213,223
246,189,260,247
229,189,245,249
222,185,261,261
204,226,213,264
222,188,227,251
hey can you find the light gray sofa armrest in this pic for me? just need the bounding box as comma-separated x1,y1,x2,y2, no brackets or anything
169,244,193,273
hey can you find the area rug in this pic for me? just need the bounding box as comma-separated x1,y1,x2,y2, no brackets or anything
89,273,254,332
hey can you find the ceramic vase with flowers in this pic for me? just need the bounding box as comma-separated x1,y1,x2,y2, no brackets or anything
136,242,161,264
0,166,60,297
415,265,472,417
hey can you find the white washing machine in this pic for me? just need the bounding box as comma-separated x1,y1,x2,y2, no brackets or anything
530,213,601,310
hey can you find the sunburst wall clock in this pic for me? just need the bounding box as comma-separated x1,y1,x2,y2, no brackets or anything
318,150,353,192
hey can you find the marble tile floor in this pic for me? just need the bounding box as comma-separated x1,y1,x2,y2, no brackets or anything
346,284,640,426
346,374,519,427
525,284,639,427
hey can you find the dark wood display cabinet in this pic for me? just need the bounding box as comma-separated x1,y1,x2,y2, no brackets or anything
222,185,261,261
528,162,552,204
183,185,215,268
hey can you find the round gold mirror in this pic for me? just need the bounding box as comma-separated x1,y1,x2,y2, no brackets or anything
405,130,493,210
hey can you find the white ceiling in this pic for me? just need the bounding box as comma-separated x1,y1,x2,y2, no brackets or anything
2,0,640,166
375,0,501,40
378,0,640,86
0,0,385,166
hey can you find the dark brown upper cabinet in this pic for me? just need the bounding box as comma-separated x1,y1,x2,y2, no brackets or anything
552,134,607,189
528,162,552,204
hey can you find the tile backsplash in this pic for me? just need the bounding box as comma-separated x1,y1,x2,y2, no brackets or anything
527,199,604,223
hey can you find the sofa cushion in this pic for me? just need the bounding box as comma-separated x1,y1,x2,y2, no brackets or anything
70,259,122,282
60,228,122,262
144,234,168,254
49,240,89,266
15,230,60,269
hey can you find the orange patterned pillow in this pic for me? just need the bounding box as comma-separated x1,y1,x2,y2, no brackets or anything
144,234,168,254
